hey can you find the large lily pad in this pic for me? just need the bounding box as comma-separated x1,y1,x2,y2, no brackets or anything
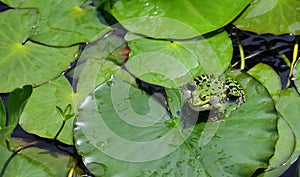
74,72,277,176
234,0,300,34
19,76,75,145
2,0,110,46
125,31,232,88
109,0,252,39
247,64,296,176
0,9,78,93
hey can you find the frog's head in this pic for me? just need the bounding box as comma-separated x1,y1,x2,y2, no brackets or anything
190,89,211,107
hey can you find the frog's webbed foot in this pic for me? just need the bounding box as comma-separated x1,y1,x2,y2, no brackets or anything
235,96,245,107
208,104,225,122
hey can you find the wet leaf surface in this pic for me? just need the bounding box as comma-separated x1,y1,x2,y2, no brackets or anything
110,0,251,38
3,0,110,46
274,88,300,176
0,9,78,93
234,0,300,34
20,76,74,145
74,73,277,176
125,31,232,88
0,138,74,177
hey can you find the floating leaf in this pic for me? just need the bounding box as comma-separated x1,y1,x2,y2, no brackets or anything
234,0,300,34
294,59,300,93
276,88,300,169
109,0,252,38
74,73,277,176
0,9,79,93
0,138,74,177
72,32,129,108
263,117,296,177
0,85,32,141
7,85,32,128
247,63,281,103
20,76,74,145
0,98,10,142
3,0,110,46
0,145,51,177
125,31,232,88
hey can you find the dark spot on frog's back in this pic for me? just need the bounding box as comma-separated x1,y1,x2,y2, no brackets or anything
229,85,235,89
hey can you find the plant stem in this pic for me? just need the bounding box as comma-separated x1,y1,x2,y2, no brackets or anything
53,120,66,141
286,36,299,88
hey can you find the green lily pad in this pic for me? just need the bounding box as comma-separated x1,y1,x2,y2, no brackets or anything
109,0,252,39
0,85,32,142
1,0,24,7
234,0,300,34
167,70,278,175
0,138,75,177
294,59,300,93
247,63,281,103
0,9,79,93
74,73,277,176
276,88,300,166
3,0,110,46
0,98,10,143
0,145,51,177
19,76,74,145
263,117,296,177
17,146,75,177
71,32,129,109
125,31,232,88
247,64,297,175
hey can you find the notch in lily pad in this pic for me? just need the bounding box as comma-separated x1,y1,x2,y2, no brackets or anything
55,104,74,122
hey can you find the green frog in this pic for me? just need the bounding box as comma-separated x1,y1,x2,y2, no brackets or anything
181,74,245,121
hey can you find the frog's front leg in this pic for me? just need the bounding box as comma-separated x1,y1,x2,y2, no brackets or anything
208,102,225,122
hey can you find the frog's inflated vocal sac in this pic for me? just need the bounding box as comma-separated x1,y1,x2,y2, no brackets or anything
181,74,246,121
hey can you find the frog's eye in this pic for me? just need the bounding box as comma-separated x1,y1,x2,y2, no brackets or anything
200,94,207,101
